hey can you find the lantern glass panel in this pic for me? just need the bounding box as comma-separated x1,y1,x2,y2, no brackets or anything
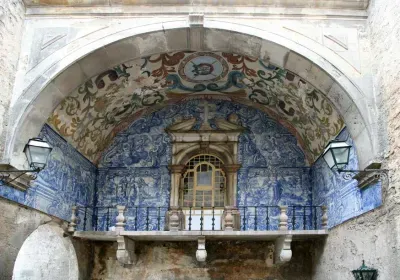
362,271,376,280
323,141,351,170
332,147,350,169
323,150,335,169
28,146,49,169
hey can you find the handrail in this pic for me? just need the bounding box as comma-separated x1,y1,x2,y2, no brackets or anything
71,205,326,232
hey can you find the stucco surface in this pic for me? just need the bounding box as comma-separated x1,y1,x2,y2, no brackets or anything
0,0,25,159
312,0,400,279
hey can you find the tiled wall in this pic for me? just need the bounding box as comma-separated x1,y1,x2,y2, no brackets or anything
0,125,96,221
0,103,382,230
311,129,382,228
96,99,311,230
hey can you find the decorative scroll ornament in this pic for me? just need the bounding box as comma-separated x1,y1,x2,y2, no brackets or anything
338,168,389,188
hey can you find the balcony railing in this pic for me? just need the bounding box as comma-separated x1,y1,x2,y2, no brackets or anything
68,205,328,232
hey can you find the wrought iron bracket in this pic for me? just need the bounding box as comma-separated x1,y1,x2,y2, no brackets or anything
338,167,389,188
0,165,40,191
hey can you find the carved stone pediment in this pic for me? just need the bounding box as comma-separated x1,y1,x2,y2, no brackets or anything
166,115,244,133
165,118,197,132
214,118,245,132
166,113,245,144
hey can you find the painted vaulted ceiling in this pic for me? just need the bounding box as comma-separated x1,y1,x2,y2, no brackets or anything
47,51,344,164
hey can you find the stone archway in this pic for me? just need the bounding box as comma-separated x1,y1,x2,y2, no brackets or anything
12,223,79,280
5,21,381,170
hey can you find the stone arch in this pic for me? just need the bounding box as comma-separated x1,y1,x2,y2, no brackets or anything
5,20,380,169
12,223,79,280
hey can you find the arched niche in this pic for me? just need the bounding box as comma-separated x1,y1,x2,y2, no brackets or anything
5,21,380,170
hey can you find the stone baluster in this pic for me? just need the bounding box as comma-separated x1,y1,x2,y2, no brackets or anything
68,206,78,233
224,206,234,231
279,206,288,230
115,205,126,233
321,206,328,229
169,206,180,232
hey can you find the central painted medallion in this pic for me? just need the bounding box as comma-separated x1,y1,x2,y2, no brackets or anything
178,52,229,83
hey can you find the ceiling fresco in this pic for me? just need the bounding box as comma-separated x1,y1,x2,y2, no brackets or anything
47,51,344,164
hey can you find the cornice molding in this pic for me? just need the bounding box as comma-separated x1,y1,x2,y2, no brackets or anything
25,6,368,19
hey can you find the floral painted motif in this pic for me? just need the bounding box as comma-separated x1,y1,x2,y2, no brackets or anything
48,51,344,164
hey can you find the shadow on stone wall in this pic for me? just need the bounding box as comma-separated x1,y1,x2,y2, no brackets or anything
91,240,314,280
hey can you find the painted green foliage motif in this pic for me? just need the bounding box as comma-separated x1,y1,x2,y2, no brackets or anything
48,51,344,164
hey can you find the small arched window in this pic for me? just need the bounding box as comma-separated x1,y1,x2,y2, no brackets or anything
180,154,226,208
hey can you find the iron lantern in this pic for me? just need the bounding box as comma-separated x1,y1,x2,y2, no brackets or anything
322,140,351,170
352,260,378,280
0,138,52,185
23,138,53,170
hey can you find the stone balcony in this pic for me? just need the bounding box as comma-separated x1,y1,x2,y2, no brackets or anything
68,205,328,265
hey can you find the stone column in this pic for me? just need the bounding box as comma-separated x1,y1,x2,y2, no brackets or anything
224,164,241,206
115,205,126,233
169,164,185,207
68,206,78,233
279,206,288,230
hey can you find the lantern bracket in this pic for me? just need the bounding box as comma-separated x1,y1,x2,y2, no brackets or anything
0,168,41,183
337,168,389,180
0,164,41,191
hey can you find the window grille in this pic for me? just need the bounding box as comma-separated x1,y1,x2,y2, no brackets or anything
180,154,226,208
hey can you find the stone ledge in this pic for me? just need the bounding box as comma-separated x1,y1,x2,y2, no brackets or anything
73,229,328,242
23,0,369,10
25,6,368,18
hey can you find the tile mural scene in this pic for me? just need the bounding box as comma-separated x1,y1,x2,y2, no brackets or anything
0,99,381,229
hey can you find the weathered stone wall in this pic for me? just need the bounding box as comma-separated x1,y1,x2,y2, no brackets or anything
0,0,24,160
0,197,93,280
312,0,400,279
13,223,79,280
91,241,313,280
0,197,56,279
